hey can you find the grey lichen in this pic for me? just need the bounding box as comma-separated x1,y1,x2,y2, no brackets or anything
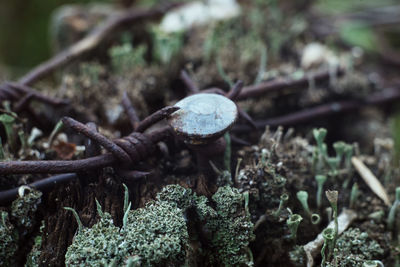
123,200,188,266
0,188,42,266
25,234,42,267
156,184,193,210
289,245,307,267
11,188,42,229
65,184,255,266
65,185,190,267
193,194,217,221
108,42,147,73
65,212,124,266
325,228,383,267
206,186,255,266
0,211,18,266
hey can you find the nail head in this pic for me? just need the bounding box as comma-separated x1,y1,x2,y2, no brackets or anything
168,93,238,144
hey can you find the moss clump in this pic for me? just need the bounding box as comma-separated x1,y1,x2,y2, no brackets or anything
326,228,383,267
0,211,18,266
206,186,255,266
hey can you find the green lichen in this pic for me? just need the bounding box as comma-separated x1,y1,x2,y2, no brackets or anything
206,186,255,266
157,184,218,221
65,184,255,266
25,235,42,267
289,245,307,267
65,212,124,266
151,27,183,65
193,194,217,221
25,220,45,267
0,211,18,266
11,188,42,229
79,62,104,85
65,185,190,267
311,128,354,187
0,188,42,266
156,184,193,210
108,42,147,73
123,200,188,266
325,228,383,267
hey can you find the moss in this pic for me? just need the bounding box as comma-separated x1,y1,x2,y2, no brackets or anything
206,186,255,266
0,211,18,266
326,228,384,267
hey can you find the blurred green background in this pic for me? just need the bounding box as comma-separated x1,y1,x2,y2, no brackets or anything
0,0,398,74
0,0,110,75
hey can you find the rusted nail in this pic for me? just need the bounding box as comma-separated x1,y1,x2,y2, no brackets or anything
168,93,237,181
135,106,179,133
168,93,237,145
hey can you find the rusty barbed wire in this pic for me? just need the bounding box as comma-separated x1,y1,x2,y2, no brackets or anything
237,67,345,100
233,85,400,132
0,82,68,110
0,101,177,204
18,2,183,86
0,103,178,175
0,173,77,204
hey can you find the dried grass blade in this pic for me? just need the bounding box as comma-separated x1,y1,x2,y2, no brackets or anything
351,156,390,206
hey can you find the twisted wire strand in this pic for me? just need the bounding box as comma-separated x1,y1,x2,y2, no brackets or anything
0,83,23,102
113,133,155,164
63,117,155,167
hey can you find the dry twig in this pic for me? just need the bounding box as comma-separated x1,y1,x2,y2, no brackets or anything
352,156,390,206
